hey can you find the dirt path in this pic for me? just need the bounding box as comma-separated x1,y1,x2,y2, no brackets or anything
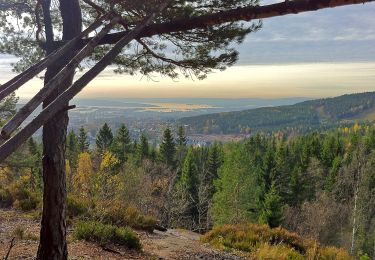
0,209,245,260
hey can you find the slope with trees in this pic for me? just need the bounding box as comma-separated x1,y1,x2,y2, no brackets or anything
180,92,375,134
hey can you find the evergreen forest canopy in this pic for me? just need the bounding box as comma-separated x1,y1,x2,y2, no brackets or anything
2,92,375,257
180,91,375,134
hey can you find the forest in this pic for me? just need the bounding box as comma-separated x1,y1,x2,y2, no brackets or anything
180,91,375,135
1,94,375,259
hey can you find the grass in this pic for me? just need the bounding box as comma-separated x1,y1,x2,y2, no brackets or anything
74,221,141,250
202,223,352,260
12,225,39,241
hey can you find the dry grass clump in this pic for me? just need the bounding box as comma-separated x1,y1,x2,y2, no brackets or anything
202,224,352,259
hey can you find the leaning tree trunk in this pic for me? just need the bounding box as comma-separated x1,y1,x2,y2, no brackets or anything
37,0,82,259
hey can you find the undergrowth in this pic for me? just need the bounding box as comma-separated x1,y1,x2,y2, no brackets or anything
202,224,352,259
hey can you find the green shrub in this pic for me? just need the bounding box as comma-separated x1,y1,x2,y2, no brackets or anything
95,202,157,232
5,181,41,211
67,195,90,218
0,189,13,208
74,221,141,250
14,192,40,211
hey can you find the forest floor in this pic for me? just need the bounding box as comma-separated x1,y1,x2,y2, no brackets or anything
0,209,246,260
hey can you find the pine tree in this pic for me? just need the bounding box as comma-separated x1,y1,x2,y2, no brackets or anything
112,124,132,165
259,183,283,228
67,130,79,169
96,123,113,155
0,92,18,126
77,127,89,153
160,128,176,168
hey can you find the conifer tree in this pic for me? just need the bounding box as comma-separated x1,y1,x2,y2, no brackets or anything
177,126,187,147
176,126,188,172
160,128,176,168
174,148,199,228
28,137,42,191
202,143,222,201
66,130,79,170
259,183,283,228
137,134,149,163
96,123,113,155
112,124,132,165
0,93,18,126
77,127,89,153
207,144,222,181
213,143,260,225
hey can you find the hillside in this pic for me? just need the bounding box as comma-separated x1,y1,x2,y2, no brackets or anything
180,92,375,134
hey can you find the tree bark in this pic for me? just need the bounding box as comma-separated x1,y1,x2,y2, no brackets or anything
36,0,82,259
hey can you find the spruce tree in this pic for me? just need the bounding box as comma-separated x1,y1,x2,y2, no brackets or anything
204,143,222,198
177,126,187,147
112,124,132,165
176,148,199,227
213,143,259,225
259,183,283,228
207,144,222,181
137,133,149,162
28,137,42,191
176,126,188,172
66,130,79,170
77,127,89,153
96,123,113,155
160,127,176,168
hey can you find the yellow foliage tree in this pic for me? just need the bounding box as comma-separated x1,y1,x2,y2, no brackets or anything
353,122,361,133
99,151,121,199
75,152,94,197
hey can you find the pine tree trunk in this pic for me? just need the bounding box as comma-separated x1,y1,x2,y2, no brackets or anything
37,1,82,259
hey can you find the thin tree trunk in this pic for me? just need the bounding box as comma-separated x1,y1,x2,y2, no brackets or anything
350,183,359,255
37,0,82,259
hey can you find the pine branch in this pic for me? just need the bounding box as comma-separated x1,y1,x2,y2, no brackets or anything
55,0,374,48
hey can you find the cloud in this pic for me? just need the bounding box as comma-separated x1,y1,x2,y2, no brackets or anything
235,2,375,64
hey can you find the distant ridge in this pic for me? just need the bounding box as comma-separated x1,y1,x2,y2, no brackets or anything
180,92,375,134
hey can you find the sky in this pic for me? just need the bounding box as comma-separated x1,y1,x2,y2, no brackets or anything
1,1,375,99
